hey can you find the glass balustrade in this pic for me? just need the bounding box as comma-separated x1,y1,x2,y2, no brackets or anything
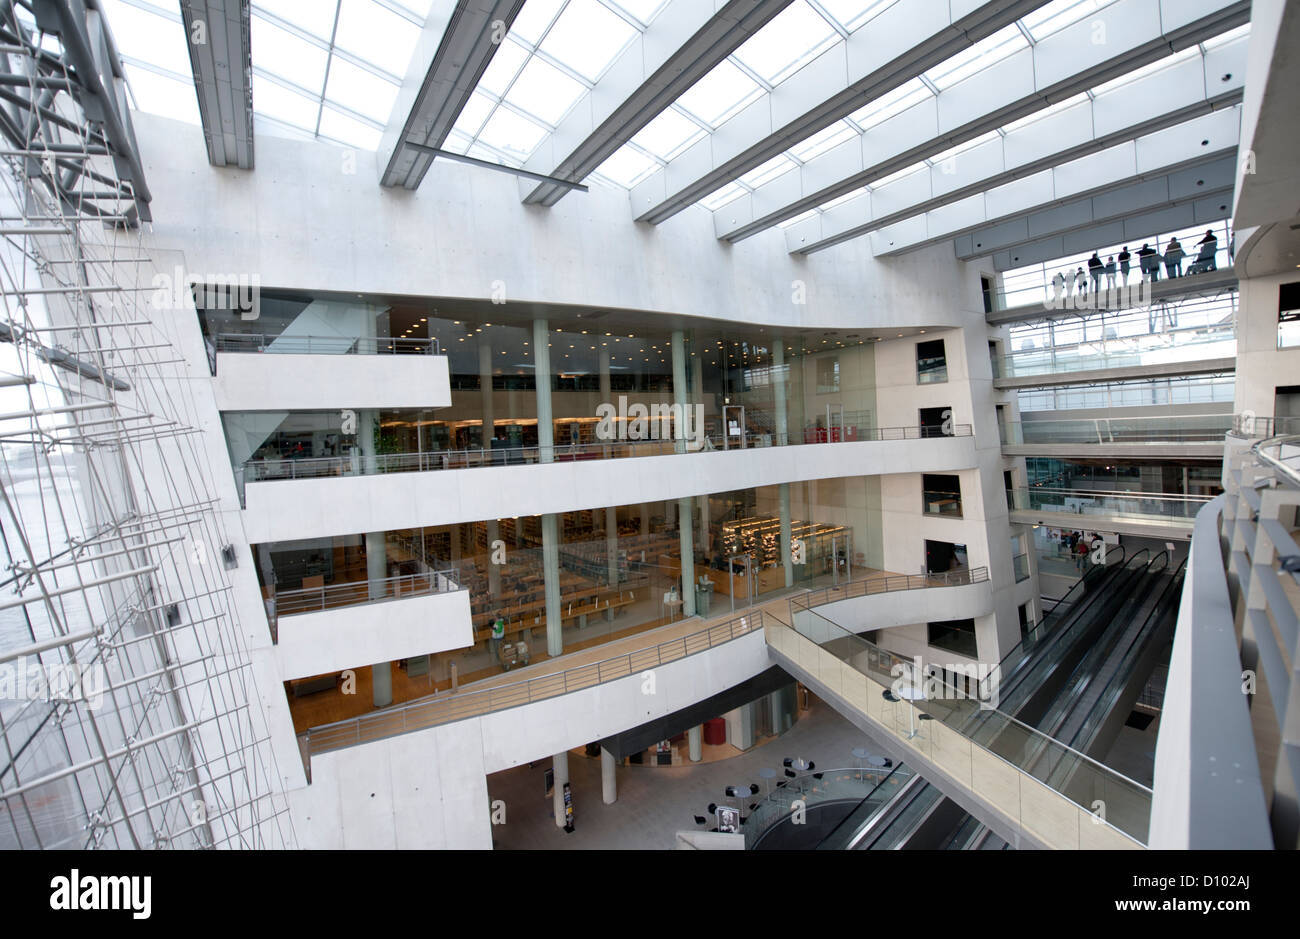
996,325,1235,380
1008,487,1210,522
1001,414,1232,445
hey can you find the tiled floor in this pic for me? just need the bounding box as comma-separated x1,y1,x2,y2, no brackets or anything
484,695,889,850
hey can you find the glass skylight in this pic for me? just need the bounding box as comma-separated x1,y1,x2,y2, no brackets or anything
101,0,431,151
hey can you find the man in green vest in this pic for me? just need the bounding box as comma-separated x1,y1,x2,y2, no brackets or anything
489,614,506,668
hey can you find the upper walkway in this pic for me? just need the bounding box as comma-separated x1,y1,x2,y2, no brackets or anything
987,268,1238,327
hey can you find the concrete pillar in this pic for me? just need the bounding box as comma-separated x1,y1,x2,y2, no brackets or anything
671,329,688,456
780,482,794,588
534,319,554,464
678,496,695,617
697,493,710,552
552,750,569,828
486,518,501,598
640,502,649,536
672,330,695,616
533,318,563,657
605,504,619,587
360,409,393,708
601,747,617,804
773,337,788,446
479,338,494,451
543,513,562,657
688,724,703,762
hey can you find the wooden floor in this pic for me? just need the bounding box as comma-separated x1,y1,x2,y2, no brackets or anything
286,569,889,734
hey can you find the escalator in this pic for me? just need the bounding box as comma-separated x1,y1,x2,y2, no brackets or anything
853,547,1180,849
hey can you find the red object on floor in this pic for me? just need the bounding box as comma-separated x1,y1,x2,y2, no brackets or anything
703,718,726,746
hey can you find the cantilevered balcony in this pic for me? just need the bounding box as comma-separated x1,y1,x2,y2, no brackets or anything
211,332,451,412
270,567,472,680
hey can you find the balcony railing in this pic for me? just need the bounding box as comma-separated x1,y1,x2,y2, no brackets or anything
1230,414,1300,439
789,566,989,615
240,423,976,488
270,568,461,621
1008,486,1211,523
1001,414,1232,446
298,609,763,766
215,333,441,355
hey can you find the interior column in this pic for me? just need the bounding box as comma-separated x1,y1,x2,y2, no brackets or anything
601,747,617,804
672,329,695,617
552,750,569,829
481,338,501,600
536,319,563,658
360,408,393,708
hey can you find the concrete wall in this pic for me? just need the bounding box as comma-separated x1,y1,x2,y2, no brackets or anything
214,351,451,411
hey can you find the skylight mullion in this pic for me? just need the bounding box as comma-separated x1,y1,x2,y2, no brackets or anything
118,54,190,84
804,0,851,39
493,98,562,135
369,0,426,27
254,67,386,131
525,44,600,91
726,55,775,95
593,0,649,31
118,0,180,25
313,0,344,139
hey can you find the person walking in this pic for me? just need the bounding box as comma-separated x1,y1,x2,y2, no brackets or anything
1163,237,1184,278
1117,246,1131,284
1104,255,1117,290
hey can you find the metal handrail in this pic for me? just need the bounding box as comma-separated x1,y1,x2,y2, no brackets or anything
241,423,977,486
272,568,461,618
1253,434,1300,489
215,332,441,355
300,609,765,760
789,566,989,614
1016,485,1213,502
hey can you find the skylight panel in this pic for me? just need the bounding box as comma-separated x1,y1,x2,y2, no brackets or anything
868,160,927,189
539,0,639,83
847,77,931,131
631,108,706,161
318,107,384,150
333,0,420,75
676,59,763,127
777,209,818,228
102,1,190,77
1091,45,1200,96
814,0,898,33
253,0,339,38
121,64,200,125
250,74,320,133
789,121,857,162
818,187,868,212
604,0,669,26
451,93,495,139
926,24,1027,90
477,107,550,161
512,0,567,45
739,154,798,189
700,182,748,211
504,57,586,126
926,129,1001,166
477,38,530,96
732,1,840,86
324,59,400,123
999,92,1090,134
595,146,661,188
251,16,330,91
1021,0,1112,42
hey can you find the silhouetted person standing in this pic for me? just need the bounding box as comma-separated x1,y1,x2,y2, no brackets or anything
1075,266,1088,300
1087,252,1104,294
1104,255,1117,290
1164,237,1184,278
1117,246,1131,284
1137,243,1158,282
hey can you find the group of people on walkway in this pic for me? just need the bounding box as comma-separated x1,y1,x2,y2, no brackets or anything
1051,230,1221,299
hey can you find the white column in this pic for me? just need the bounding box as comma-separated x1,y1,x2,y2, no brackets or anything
601,747,617,804
536,319,562,658
688,725,703,762
672,330,695,616
552,751,569,828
